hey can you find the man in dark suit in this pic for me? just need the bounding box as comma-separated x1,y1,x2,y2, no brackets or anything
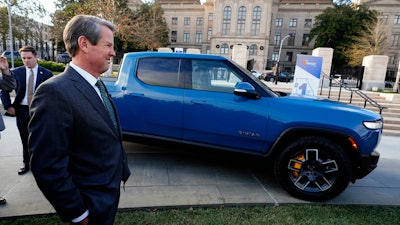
29,15,130,225
0,46,53,175
0,112,5,205
0,66,15,205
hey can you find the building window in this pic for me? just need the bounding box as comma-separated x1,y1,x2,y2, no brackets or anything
275,18,283,27
184,17,190,25
195,32,202,43
392,34,400,47
274,33,281,46
289,18,297,27
304,19,312,28
208,13,213,22
380,15,388,24
288,33,295,46
206,46,211,54
222,6,231,35
171,30,177,43
183,31,190,43
196,17,204,26
172,17,178,25
207,27,212,41
251,6,261,36
220,43,229,54
285,52,293,62
272,51,279,61
249,44,257,55
302,34,309,46
237,6,246,35
394,15,400,24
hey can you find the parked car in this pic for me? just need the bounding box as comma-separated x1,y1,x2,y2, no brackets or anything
57,53,71,64
250,70,262,78
1,51,21,59
277,72,294,82
331,74,343,85
105,52,382,202
259,72,274,81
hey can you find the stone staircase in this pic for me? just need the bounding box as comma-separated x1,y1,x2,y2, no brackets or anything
271,84,400,137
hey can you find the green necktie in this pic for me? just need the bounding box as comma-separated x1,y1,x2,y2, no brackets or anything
95,80,117,129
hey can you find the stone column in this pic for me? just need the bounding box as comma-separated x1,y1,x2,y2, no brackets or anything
312,47,333,88
362,55,388,91
232,44,248,69
394,59,400,93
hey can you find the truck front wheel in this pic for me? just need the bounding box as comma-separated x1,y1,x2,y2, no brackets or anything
274,136,352,202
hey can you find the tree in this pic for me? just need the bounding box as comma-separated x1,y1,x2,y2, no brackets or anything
345,15,388,66
309,0,378,66
129,2,170,51
51,0,169,54
0,6,9,50
0,0,50,52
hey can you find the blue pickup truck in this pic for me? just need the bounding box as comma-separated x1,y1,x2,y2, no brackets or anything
106,52,382,202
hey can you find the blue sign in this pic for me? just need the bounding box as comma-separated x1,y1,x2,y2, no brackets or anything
291,55,323,96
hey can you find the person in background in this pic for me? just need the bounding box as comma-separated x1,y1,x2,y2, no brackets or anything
28,15,130,225
0,46,53,175
0,62,15,205
0,112,5,205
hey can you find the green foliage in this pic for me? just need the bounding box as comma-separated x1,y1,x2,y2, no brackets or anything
38,60,66,72
7,59,66,72
130,2,170,51
309,2,378,66
0,205,399,225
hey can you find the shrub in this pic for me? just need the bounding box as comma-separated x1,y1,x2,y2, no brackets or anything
7,59,66,72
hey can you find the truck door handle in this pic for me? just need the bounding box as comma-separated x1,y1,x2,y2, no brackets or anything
191,100,207,104
129,92,145,97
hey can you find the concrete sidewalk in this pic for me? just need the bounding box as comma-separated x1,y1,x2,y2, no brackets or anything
1,113,400,219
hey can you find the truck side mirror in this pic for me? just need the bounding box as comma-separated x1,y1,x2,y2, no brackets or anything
234,82,260,99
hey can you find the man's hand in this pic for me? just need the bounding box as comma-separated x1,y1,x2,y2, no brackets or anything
6,107,15,116
0,56,10,74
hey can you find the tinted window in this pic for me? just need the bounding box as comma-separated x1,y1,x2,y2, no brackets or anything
189,59,242,93
137,57,180,88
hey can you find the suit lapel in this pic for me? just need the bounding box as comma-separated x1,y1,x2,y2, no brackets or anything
66,67,120,136
35,67,48,89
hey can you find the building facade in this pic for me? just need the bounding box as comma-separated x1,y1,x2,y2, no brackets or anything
0,17,54,61
355,0,400,80
139,0,400,73
156,0,333,72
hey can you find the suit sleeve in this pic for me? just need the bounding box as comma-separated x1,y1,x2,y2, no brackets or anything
0,72,15,91
29,82,87,222
0,72,14,109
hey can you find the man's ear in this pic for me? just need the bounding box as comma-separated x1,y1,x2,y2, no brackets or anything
77,36,89,53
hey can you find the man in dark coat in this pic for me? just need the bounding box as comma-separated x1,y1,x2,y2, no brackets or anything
0,63,15,204
0,46,53,175
28,15,130,225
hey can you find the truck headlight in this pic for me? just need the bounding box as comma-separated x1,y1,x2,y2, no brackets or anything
363,120,383,130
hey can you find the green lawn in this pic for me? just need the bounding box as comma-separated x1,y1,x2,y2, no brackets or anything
1,205,399,225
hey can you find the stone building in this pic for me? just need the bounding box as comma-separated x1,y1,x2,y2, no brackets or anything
156,0,332,72
132,0,399,74
355,0,400,80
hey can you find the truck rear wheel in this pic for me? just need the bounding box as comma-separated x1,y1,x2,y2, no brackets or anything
274,136,352,202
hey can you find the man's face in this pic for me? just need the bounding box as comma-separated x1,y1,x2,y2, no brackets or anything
87,25,116,76
20,51,38,69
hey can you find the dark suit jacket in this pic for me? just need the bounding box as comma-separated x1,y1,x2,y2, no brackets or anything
0,74,14,131
0,65,53,109
0,72,15,92
28,66,130,223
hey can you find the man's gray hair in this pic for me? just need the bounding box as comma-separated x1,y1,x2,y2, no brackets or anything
63,15,115,57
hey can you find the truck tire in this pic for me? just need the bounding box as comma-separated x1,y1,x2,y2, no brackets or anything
274,136,352,202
